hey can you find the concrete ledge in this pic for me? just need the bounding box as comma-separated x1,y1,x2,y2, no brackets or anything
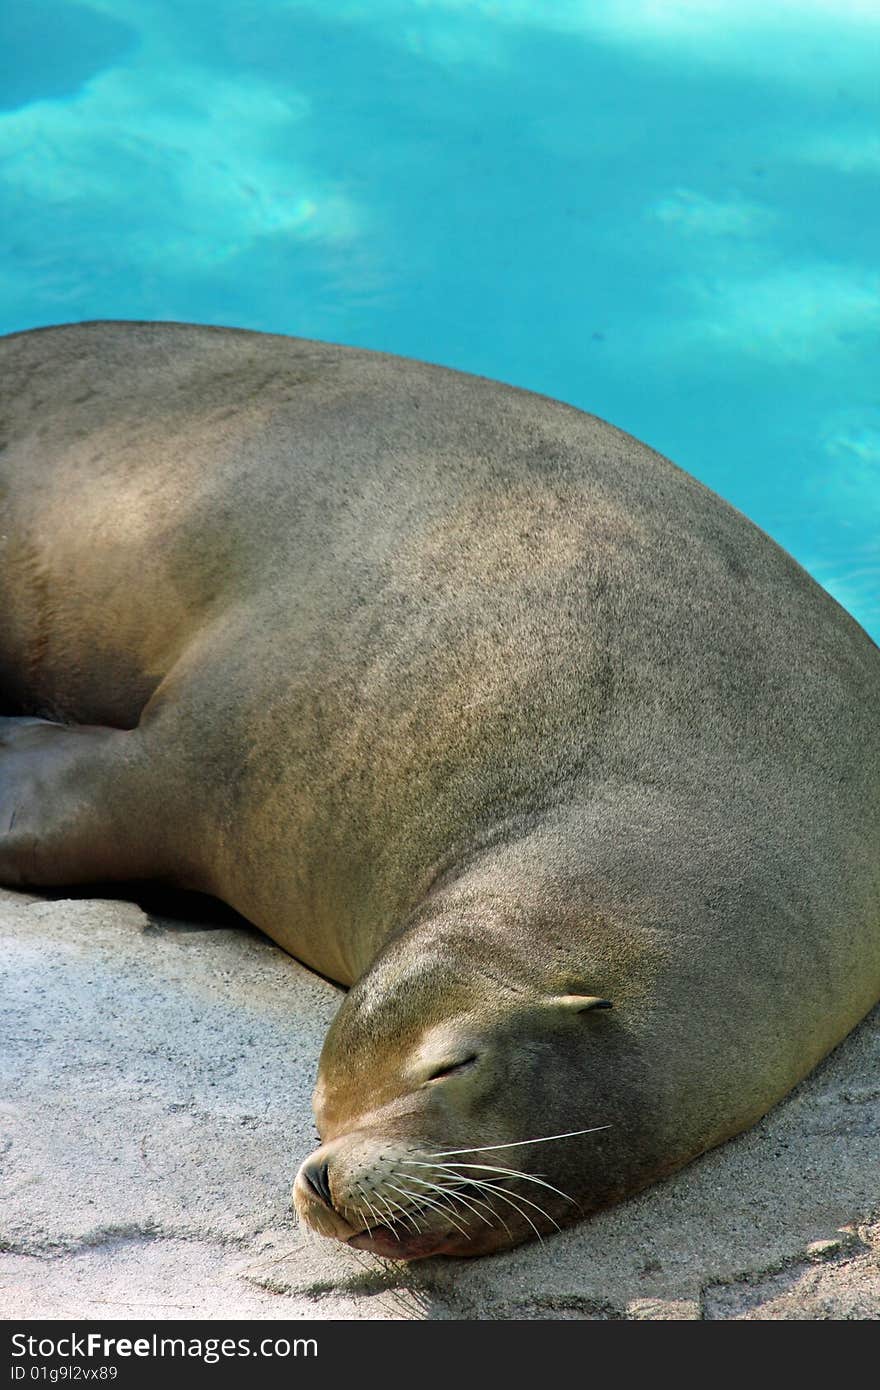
1,887,877,1320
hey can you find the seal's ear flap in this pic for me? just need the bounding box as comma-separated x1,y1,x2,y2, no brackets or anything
552,995,613,1013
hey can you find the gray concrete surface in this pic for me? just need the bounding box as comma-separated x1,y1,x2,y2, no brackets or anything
1,886,878,1320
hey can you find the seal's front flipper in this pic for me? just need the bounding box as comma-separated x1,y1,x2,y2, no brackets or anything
0,715,177,889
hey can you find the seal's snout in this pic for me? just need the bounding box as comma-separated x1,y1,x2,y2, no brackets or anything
301,1155,333,1207
292,1147,359,1242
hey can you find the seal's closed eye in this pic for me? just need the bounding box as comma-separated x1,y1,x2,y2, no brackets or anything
425,1053,479,1082
553,995,613,1013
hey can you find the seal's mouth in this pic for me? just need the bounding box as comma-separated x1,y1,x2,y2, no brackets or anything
347,1226,461,1260
340,1195,456,1260
341,1179,513,1261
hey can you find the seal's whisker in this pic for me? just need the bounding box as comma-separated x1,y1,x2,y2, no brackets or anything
422,1126,611,1157
385,1180,472,1239
481,1178,561,1234
348,1192,373,1234
354,1184,386,1235
386,1182,458,1226
251,1245,300,1273
380,1184,429,1234
399,1173,496,1228
461,1177,548,1241
404,1158,577,1206
398,1172,493,1231
345,1205,372,1235
445,1184,511,1236
403,1164,513,1236
398,1186,473,1237
444,1161,576,1206
443,1171,563,1234
377,1189,422,1235
297,1225,316,1250
374,1194,412,1239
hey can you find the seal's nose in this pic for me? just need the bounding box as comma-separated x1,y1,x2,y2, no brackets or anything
300,1155,333,1208
292,1149,358,1242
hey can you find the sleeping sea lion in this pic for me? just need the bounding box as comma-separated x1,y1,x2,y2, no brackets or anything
1,320,877,1259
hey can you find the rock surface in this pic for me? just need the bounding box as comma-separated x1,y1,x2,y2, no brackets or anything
1,886,878,1320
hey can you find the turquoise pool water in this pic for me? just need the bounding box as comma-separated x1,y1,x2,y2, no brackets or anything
1,0,878,641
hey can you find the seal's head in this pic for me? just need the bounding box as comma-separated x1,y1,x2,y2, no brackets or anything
291,911,646,1259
